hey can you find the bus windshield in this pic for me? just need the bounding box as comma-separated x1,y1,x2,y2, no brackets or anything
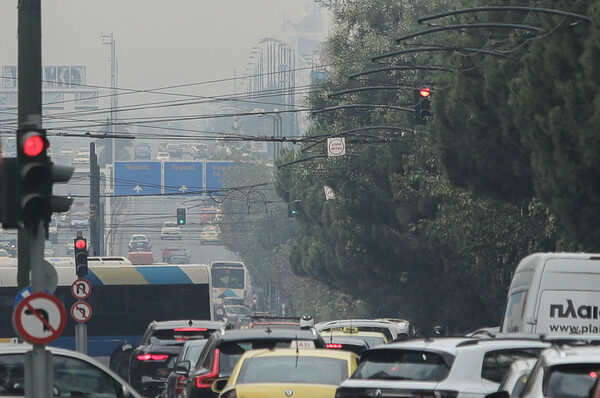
212,268,245,289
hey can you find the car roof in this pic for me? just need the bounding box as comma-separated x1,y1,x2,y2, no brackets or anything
376,337,549,355
149,319,226,330
240,347,357,360
540,344,600,365
217,327,323,341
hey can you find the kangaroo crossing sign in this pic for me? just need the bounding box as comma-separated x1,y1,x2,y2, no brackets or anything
12,292,66,344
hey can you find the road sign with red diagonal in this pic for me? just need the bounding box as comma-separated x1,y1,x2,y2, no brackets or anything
12,292,66,344
70,301,93,323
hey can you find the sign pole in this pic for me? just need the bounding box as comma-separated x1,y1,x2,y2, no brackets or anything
75,323,87,354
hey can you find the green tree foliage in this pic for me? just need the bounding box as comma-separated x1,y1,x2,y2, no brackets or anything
274,0,564,331
511,1,600,249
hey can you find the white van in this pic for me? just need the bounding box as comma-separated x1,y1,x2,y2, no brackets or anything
500,252,600,336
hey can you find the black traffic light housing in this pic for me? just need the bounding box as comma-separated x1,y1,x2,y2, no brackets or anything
287,202,298,218
177,208,186,225
0,158,19,229
16,128,74,231
414,86,432,125
74,237,88,277
17,129,50,228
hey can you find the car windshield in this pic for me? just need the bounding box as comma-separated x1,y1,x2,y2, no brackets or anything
543,363,600,398
131,236,147,242
352,349,451,381
237,356,349,385
225,306,249,315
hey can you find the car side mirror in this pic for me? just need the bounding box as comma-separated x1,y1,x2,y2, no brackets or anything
174,360,190,375
211,378,229,393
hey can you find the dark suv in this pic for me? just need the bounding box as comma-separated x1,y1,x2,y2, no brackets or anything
178,327,326,398
129,320,227,397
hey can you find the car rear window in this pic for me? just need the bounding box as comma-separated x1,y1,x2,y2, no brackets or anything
237,356,349,385
481,348,541,383
543,363,600,398
352,349,452,381
218,340,317,374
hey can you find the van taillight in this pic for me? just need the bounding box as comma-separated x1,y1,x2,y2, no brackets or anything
195,348,220,388
326,343,343,349
136,353,169,361
175,375,187,394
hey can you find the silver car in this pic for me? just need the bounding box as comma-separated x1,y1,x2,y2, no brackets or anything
0,342,141,397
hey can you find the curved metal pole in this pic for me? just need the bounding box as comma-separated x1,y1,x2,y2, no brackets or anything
311,104,414,114
418,6,591,24
301,126,411,153
328,85,413,98
371,46,521,63
349,65,453,80
395,23,543,44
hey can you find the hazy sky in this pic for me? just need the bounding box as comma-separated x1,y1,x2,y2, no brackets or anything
0,1,329,104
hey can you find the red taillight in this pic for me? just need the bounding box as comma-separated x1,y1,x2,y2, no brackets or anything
174,327,208,332
326,343,343,349
136,353,169,361
195,348,220,388
175,375,187,394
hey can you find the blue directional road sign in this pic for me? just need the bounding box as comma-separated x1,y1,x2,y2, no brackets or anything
114,161,161,196
164,161,204,195
205,161,235,193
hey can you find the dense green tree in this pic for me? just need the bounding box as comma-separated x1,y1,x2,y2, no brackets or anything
511,1,600,250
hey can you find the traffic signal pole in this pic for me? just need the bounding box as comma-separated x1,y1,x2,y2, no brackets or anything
18,2,53,397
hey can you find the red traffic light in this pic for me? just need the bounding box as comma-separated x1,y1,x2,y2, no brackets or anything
22,134,46,157
75,239,86,250
418,87,432,98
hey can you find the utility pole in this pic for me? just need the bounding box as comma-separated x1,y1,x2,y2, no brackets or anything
101,33,117,255
17,2,53,397
89,143,101,255
101,33,118,166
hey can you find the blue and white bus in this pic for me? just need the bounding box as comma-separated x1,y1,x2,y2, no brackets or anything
210,261,250,318
0,258,213,371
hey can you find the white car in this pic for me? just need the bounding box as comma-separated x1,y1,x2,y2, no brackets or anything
337,337,550,398
519,344,600,398
160,221,181,240
0,342,141,397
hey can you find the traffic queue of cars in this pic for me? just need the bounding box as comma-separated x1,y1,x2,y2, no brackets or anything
90,314,600,398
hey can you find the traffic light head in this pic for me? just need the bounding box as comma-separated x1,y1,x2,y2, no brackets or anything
177,208,186,225
17,128,74,230
17,129,50,227
74,238,88,277
414,86,433,124
287,202,298,218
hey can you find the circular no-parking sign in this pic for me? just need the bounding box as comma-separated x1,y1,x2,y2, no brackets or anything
70,301,93,323
71,279,92,300
12,292,66,344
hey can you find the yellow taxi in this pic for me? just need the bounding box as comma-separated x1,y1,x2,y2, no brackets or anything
213,348,358,398
319,326,389,348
